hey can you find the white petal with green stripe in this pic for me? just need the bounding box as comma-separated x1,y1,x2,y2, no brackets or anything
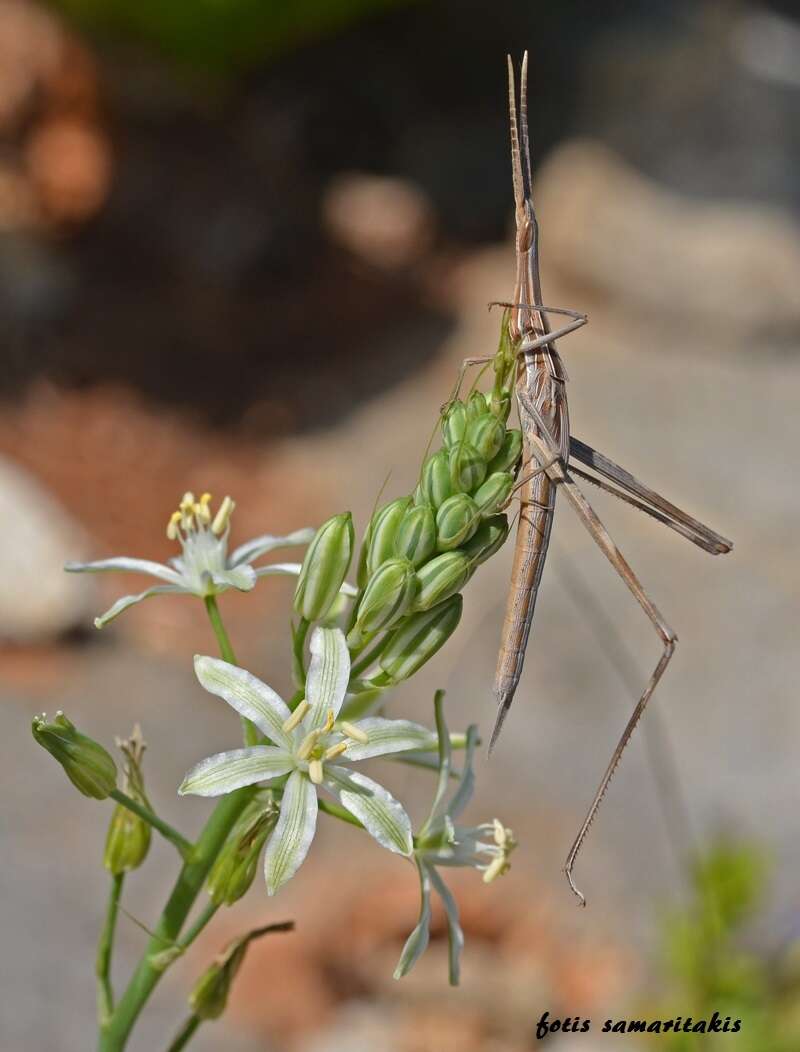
305,626,350,729
264,769,318,895
194,656,292,749
324,764,412,856
343,718,437,760
178,746,292,797
393,858,432,979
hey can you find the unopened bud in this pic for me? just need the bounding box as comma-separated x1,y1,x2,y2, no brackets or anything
189,923,293,1021
366,497,411,577
461,514,510,565
420,449,454,508
293,513,354,621
412,551,470,612
394,503,436,568
489,391,512,423
466,414,505,462
32,712,117,799
105,726,150,873
435,493,480,551
465,390,487,421
448,443,486,494
441,401,467,446
473,471,514,517
487,428,522,474
207,795,278,907
352,558,418,638
379,595,463,683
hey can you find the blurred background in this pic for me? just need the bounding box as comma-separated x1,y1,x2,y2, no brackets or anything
3,0,800,1049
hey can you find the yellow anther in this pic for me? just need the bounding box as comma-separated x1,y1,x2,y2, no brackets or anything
323,709,336,734
308,759,324,785
211,495,235,536
323,741,348,761
296,728,320,761
199,492,212,505
482,856,510,884
166,510,182,540
281,700,310,734
180,492,195,511
339,721,368,745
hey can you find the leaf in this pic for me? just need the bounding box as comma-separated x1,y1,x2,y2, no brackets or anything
194,656,292,748
178,746,293,797
263,770,318,895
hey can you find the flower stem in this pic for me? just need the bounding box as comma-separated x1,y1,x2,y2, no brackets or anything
177,901,218,953
204,595,259,746
110,789,194,861
97,787,254,1052
96,872,124,1027
165,1015,201,1052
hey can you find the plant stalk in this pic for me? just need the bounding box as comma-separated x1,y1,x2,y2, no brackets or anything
109,789,194,861
204,595,258,746
96,872,124,1027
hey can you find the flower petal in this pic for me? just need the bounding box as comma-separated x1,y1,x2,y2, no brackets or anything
210,565,257,592
343,718,437,761
254,562,303,578
394,858,432,980
229,527,316,567
194,656,292,748
264,769,318,895
92,585,187,628
178,746,292,797
305,626,350,730
65,557,184,587
446,724,479,820
428,866,464,986
324,764,412,856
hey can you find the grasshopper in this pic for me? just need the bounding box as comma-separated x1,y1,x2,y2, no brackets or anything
486,53,732,904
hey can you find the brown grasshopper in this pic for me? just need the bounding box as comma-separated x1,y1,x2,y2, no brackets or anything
488,53,732,904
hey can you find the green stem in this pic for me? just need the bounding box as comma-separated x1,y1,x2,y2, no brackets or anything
204,595,258,746
291,616,310,689
96,872,124,1027
165,1015,201,1052
97,787,254,1052
177,901,218,953
110,790,194,861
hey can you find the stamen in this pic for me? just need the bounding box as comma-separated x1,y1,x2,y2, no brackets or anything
323,709,335,734
166,510,182,540
211,496,235,536
296,728,320,761
281,700,310,733
180,492,195,512
323,741,348,761
194,499,211,526
308,759,324,784
339,721,369,744
482,856,509,884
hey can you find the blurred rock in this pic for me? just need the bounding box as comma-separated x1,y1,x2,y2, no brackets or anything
322,172,435,269
536,139,800,339
0,455,94,641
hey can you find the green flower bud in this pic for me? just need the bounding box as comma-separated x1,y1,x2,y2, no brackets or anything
352,557,418,638
104,726,150,874
420,449,454,508
489,391,512,423
487,428,522,474
32,712,117,799
460,514,510,565
394,503,436,568
366,497,411,576
379,594,463,683
189,924,292,1021
293,512,354,621
448,442,487,493
473,471,514,517
207,795,279,907
412,551,471,611
435,493,480,551
441,400,467,446
465,390,487,421
466,413,505,462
